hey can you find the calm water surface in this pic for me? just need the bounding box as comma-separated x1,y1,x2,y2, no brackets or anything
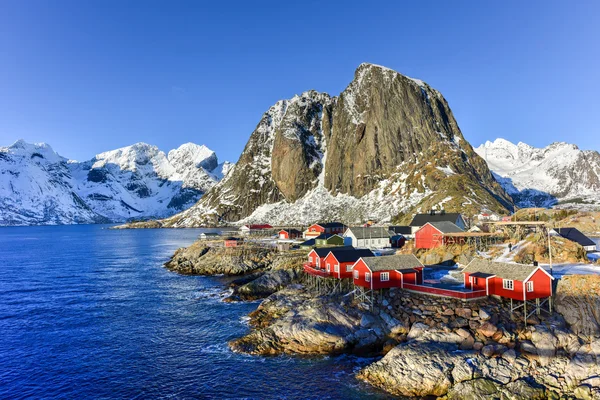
0,225,389,399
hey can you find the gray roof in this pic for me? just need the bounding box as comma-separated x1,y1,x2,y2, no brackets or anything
346,226,394,239
362,254,424,272
428,221,464,234
462,258,551,282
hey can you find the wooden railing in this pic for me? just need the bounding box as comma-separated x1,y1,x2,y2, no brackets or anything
303,264,331,278
402,283,487,299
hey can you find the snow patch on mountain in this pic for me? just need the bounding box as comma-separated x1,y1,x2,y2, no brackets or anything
475,138,600,208
0,140,232,225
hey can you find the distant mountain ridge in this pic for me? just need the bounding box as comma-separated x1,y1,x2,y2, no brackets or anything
0,140,232,225
161,63,514,227
475,138,600,208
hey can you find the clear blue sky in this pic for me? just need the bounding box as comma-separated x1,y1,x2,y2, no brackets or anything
0,0,598,163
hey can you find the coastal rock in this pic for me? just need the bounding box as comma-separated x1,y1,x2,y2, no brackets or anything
446,378,545,400
164,242,274,275
531,325,558,366
555,275,600,339
229,287,378,356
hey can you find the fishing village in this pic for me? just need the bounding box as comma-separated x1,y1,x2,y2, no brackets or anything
163,208,600,399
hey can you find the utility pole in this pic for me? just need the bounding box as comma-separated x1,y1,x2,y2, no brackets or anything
547,226,553,277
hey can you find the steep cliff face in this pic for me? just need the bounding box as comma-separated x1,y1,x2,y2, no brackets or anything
166,63,512,227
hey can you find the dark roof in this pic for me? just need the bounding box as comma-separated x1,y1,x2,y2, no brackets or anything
555,228,596,247
362,255,424,272
469,272,496,278
201,232,220,236
388,226,412,235
243,224,273,229
328,248,374,263
280,228,302,234
462,258,552,282
346,227,394,239
300,239,316,246
224,237,240,241
313,246,354,257
396,268,421,274
320,222,345,228
409,212,463,227
427,221,464,234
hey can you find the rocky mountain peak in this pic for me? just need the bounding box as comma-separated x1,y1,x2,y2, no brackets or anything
164,64,513,227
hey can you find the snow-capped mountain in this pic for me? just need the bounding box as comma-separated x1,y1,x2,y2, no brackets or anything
0,140,231,225
161,63,513,227
475,139,600,208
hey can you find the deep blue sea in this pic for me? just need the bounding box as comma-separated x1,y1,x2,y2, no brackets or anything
0,225,388,399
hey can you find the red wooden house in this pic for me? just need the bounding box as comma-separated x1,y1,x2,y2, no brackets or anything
352,255,424,290
279,229,302,240
306,246,353,269
323,248,374,279
224,237,241,247
462,259,554,301
304,222,346,239
415,221,464,249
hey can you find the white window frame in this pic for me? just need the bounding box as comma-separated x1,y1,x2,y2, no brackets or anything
469,276,473,283
326,263,331,272
316,258,320,268
527,281,534,292
365,272,371,282
346,265,353,272
353,270,359,279
309,256,313,263
502,279,514,290
380,272,390,282
334,264,339,273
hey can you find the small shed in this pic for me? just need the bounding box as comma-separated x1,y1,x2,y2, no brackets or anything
315,233,345,247
200,232,220,240
279,229,302,240
224,237,241,247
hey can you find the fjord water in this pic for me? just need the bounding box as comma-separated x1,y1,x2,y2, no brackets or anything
0,225,383,399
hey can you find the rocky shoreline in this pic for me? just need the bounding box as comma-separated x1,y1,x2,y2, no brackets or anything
164,242,600,399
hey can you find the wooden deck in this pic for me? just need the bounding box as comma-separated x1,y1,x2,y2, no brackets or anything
402,283,487,300
303,263,331,278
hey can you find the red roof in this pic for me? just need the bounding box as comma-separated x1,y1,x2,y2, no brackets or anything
245,224,273,229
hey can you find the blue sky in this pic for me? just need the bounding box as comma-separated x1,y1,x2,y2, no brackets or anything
0,1,598,163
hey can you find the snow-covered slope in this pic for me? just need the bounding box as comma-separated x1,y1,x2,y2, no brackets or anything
0,140,232,225
475,139,600,208
0,140,106,225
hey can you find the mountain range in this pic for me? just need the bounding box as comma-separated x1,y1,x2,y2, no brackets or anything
161,63,514,227
475,139,600,208
0,140,231,225
4,64,599,227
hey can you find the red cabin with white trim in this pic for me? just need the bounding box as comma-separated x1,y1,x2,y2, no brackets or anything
323,248,374,279
462,259,554,300
304,222,346,239
352,255,424,290
415,221,464,249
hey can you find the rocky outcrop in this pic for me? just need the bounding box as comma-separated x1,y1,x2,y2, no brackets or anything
163,63,513,227
229,287,394,355
228,253,306,300
164,242,274,275
555,275,600,339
